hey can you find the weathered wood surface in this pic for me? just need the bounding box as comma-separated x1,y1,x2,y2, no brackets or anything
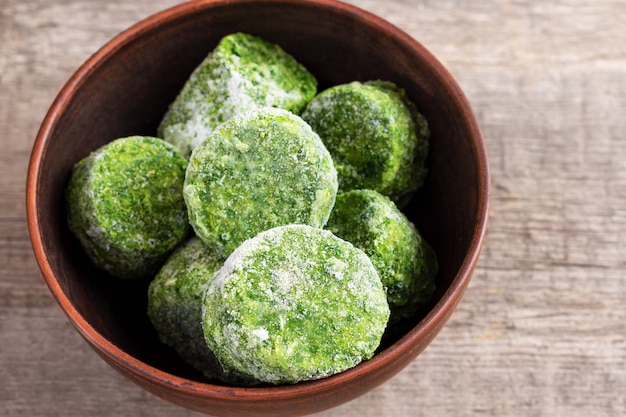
2,0,625,415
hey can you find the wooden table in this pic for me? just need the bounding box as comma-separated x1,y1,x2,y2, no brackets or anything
3,0,625,415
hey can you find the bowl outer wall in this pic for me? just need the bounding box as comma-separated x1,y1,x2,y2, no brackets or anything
26,0,490,416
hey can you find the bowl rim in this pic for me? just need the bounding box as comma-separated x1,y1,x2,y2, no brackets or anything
26,0,490,403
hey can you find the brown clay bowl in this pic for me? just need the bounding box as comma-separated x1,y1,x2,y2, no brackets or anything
26,0,490,415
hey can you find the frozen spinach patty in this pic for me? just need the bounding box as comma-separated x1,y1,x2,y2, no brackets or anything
202,225,390,384
184,108,337,256
65,136,189,279
326,189,437,320
147,237,255,384
158,32,317,157
301,81,429,203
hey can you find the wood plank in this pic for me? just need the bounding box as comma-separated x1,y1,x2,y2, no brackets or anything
2,0,626,416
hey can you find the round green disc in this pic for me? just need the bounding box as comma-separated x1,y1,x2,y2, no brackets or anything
148,237,224,379
326,189,437,320
184,107,338,256
301,81,430,203
158,32,318,157
202,224,390,384
147,237,255,384
65,136,189,279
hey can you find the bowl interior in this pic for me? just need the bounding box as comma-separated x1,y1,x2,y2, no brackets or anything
29,0,488,409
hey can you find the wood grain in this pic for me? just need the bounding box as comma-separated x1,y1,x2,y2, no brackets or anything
2,0,625,416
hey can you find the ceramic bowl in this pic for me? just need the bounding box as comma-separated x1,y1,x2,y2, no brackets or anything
26,0,490,415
